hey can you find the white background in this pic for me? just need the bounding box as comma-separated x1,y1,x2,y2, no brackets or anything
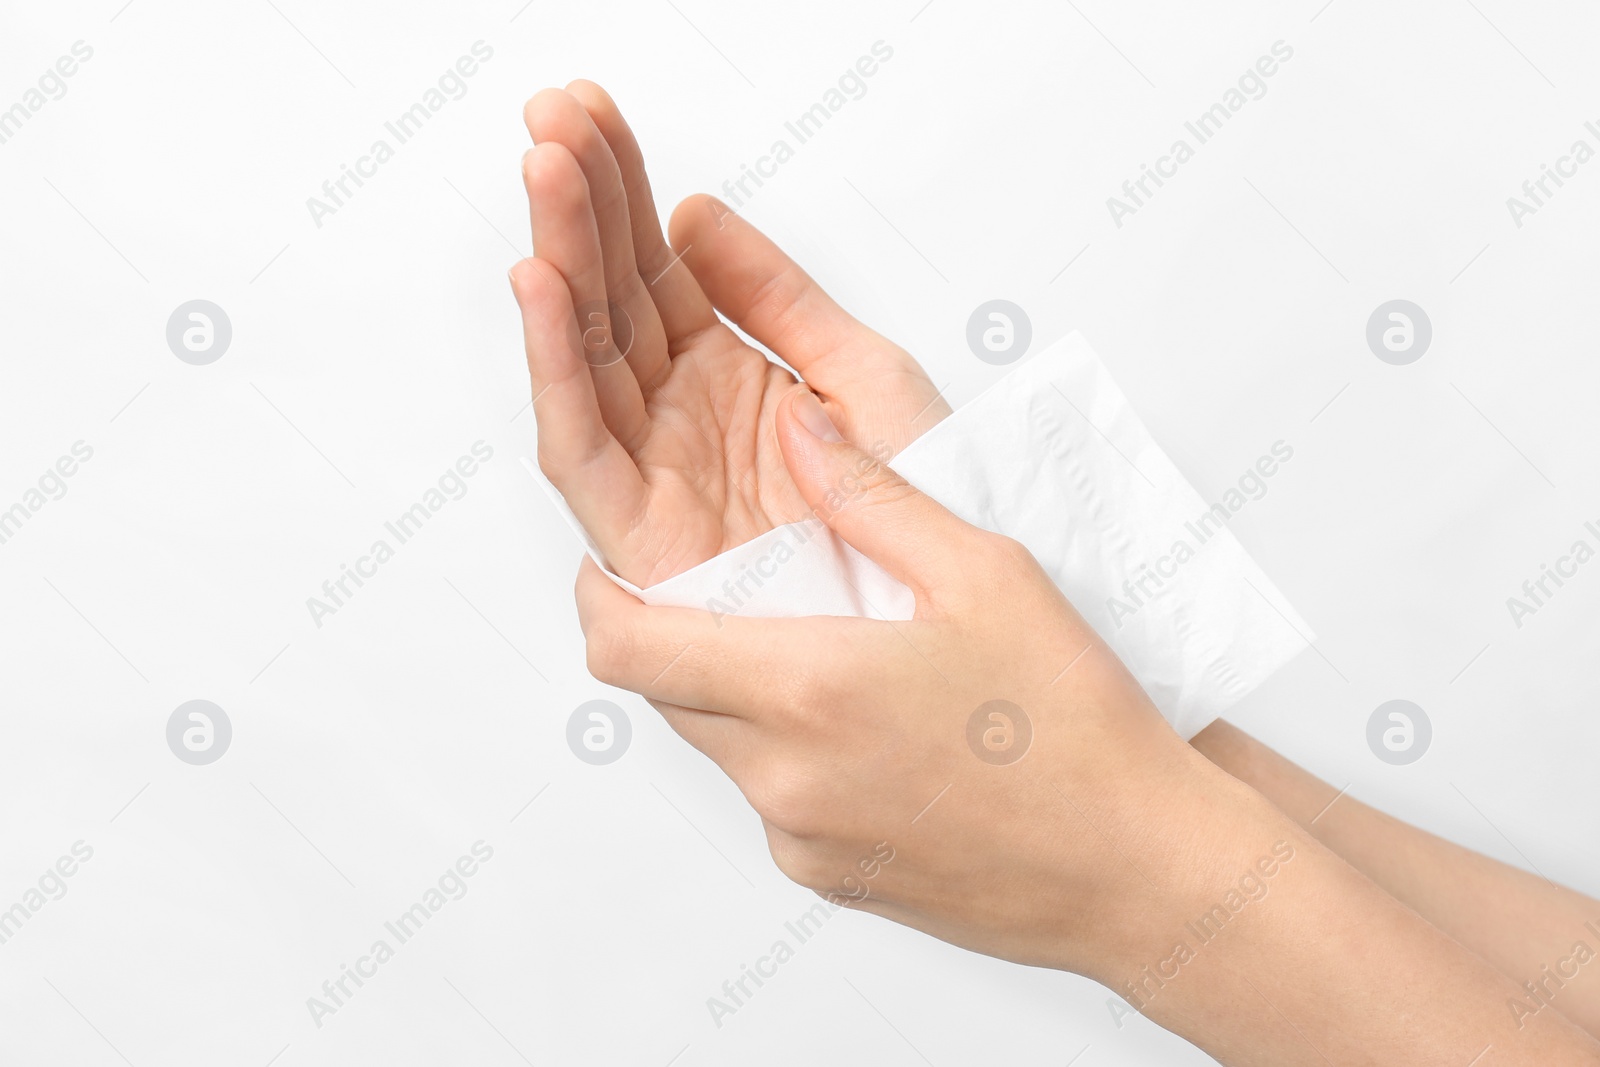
2,0,1598,1063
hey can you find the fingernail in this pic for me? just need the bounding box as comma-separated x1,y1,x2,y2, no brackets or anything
793,390,843,443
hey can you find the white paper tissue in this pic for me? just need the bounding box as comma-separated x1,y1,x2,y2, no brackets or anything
527,331,1311,739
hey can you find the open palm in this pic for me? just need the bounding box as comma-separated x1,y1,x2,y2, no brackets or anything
510,82,950,589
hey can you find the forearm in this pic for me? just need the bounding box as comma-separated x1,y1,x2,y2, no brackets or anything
1192,719,1600,1038
1099,756,1600,1064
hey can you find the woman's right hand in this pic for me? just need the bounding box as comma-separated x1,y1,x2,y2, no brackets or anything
572,386,1255,976
571,388,1600,1066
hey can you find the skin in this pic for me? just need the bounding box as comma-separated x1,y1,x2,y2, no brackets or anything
513,81,947,590
509,81,1600,1060
570,419,1600,1065
1191,721,1600,1039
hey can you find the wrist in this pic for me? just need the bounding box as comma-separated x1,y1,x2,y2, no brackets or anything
1069,747,1300,988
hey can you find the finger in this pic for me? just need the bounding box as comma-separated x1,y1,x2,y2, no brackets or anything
510,258,646,550
649,698,754,776
565,80,718,348
524,88,671,393
775,388,975,604
575,557,867,719
669,193,920,389
522,141,649,452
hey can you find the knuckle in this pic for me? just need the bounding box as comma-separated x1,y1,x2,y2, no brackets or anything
745,264,802,325
584,622,632,686
775,665,826,716
874,469,918,501
535,447,562,483
858,468,914,511
984,531,1036,571
772,660,855,731
816,455,900,519
926,532,1033,612
752,765,825,839
608,268,646,309
764,828,823,889
523,142,582,198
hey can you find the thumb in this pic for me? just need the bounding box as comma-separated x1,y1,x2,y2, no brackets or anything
776,387,972,602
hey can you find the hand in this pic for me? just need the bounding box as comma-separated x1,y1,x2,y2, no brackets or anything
535,89,1600,1067
572,386,1248,975
570,392,1600,1065
510,81,950,588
